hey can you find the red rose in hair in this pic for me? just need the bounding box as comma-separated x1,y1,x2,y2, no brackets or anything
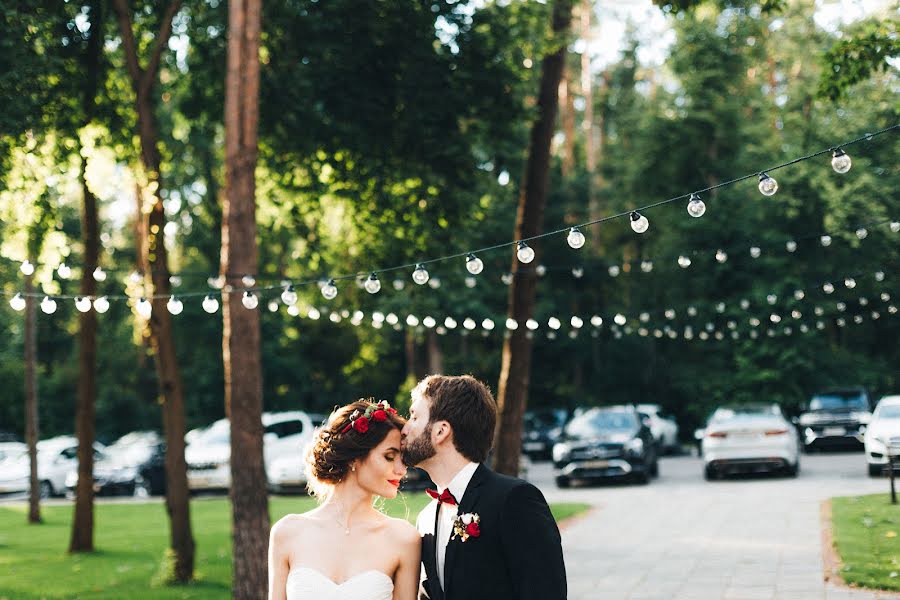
372,409,388,422
353,416,370,433
465,522,481,538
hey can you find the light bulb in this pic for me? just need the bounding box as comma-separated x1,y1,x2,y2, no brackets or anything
136,298,152,319
535,265,547,277
686,194,706,218
608,265,620,277
92,267,107,282
614,313,627,326
640,261,653,273
40,296,57,314
363,274,381,294
202,295,219,313
687,306,697,317
548,317,561,330
526,319,539,330
281,285,298,305
875,271,885,282
20,260,35,276
757,173,778,196
516,242,535,264
590,315,603,327
794,290,805,300
321,279,338,300
786,240,797,253
463,318,476,330
571,316,583,328
242,275,256,287
715,250,727,263
407,315,420,327
856,228,867,239
75,297,92,313
411,264,430,285
93,296,110,313
820,235,832,247
665,309,676,319
630,211,649,234
677,255,691,268
309,308,322,320
716,303,725,313
572,266,584,278
10,293,26,311
57,263,72,279
823,283,834,294
169,275,182,287
767,294,777,305
891,222,900,233
482,319,495,331
567,227,585,249
167,296,184,315
844,278,856,289
465,276,477,288
428,276,441,289
444,317,456,329
831,148,851,173
131,271,144,284
639,312,650,322
740,299,750,310
506,318,519,330
241,291,258,310
392,278,405,291
465,254,484,275
750,247,761,258
267,300,279,312
501,273,513,285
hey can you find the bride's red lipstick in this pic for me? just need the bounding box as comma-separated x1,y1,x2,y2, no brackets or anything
388,479,401,487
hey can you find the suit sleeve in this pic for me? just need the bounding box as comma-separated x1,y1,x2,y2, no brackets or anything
499,483,567,600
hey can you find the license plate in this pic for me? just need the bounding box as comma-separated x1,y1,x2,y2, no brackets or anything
824,427,845,436
580,460,609,469
523,442,545,451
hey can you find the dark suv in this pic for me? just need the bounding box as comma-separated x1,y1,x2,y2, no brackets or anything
552,406,658,487
797,388,872,451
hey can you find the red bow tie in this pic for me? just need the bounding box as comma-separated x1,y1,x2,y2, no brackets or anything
426,488,458,505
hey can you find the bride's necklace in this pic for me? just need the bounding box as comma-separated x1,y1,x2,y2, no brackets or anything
327,506,352,535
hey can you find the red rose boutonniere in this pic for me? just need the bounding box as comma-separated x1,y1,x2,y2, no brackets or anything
451,512,481,542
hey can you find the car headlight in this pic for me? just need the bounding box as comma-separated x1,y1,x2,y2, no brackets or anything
552,443,571,463
625,438,644,454
65,471,78,487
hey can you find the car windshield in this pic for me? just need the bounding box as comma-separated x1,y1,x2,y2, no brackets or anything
878,405,900,419
810,392,867,411
565,410,636,438
711,405,780,422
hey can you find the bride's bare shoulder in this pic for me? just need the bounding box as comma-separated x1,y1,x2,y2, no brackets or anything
271,512,317,540
383,515,421,546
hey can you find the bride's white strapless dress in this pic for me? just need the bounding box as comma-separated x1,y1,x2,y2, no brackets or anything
286,567,394,600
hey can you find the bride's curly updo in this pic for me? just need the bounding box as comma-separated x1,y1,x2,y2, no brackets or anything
305,399,406,496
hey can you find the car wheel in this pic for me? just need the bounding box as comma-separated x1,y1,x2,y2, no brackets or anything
39,480,54,499
632,471,650,485
784,462,799,478
555,476,571,489
649,460,659,478
869,464,883,477
703,465,717,481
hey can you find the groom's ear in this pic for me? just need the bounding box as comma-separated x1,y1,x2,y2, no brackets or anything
431,420,453,446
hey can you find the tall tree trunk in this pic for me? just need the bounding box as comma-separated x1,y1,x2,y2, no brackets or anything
70,0,104,553
222,1,267,598
581,0,601,229
559,66,575,178
112,0,194,582
24,271,41,524
426,330,444,375
494,0,573,476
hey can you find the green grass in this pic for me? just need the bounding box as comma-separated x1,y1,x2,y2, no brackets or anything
0,496,589,599
831,494,900,591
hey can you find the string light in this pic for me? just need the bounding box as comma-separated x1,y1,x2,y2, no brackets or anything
758,173,778,196
516,242,535,264
506,318,518,330
686,194,706,218
856,228,868,239
136,298,152,319
750,247,761,258
786,240,797,253
321,279,338,300
630,211,649,234
715,250,728,263
9,293,26,311
363,274,381,294
20,261,34,276
281,285,299,305
412,264,430,285
242,275,256,287
566,227,586,249
93,267,107,282
167,296,184,315
57,263,72,279
677,256,691,268
202,295,219,314
820,235,832,247
831,148,851,173
93,296,110,313
428,277,441,289
241,291,258,310
465,254,484,274
892,222,900,233
75,297,92,313
40,296,57,314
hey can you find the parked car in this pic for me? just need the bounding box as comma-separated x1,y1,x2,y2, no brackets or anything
701,403,800,480
552,406,658,487
0,442,27,464
0,436,105,498
186,411,316,492
521,408,568,461
863,395,900,477
65,431,166,497
636,404,680,454
797,387,872,451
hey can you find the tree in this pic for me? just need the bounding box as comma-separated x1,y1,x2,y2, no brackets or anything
111,0,194,582
493,0,574,476
222,0,266,597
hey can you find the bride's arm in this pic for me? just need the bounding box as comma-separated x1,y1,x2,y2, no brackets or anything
268,517,292,600
393,523,423,600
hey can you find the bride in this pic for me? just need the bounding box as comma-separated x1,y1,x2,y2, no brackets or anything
268,399,421,600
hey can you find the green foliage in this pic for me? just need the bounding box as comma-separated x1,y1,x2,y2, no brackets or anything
819,19,900,102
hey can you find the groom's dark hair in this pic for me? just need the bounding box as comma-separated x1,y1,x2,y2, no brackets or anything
415,375,497,463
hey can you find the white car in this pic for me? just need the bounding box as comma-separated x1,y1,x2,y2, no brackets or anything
0,442,27,464
636,404,680,453
701,404,800,480
864,395,900,477
186,411,316,491
0,436,105,497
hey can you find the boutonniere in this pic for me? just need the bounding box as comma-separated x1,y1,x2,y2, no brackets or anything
450,512,481,542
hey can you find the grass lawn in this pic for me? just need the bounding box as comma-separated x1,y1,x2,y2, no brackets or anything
0,495,589,599
831,493,900,591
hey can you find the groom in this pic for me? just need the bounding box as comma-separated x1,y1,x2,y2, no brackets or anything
400,374,567,600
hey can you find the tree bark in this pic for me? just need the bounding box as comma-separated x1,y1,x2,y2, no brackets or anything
559,66,575,178
494,0,573,476
222,1,268,598
112,0,194,582
581,0,602,230
70,0,104,553
24,271,41,524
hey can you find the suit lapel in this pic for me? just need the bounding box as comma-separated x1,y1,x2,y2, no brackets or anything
443,464,489,599
418,500,443,600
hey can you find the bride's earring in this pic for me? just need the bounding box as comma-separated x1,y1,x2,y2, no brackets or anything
351,465,356,472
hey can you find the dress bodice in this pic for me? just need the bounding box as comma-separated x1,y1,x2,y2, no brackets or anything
286,567,394,600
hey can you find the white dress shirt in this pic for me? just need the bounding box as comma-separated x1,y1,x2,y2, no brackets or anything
434,461,479,589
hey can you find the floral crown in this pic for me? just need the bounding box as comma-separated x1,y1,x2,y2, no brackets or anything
340,400,398,435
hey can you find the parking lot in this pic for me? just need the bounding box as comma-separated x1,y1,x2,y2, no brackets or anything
533,450,898,600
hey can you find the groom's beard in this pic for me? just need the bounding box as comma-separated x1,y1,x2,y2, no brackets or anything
402,426,436,467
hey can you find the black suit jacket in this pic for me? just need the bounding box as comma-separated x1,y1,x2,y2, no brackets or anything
419,464,567,600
